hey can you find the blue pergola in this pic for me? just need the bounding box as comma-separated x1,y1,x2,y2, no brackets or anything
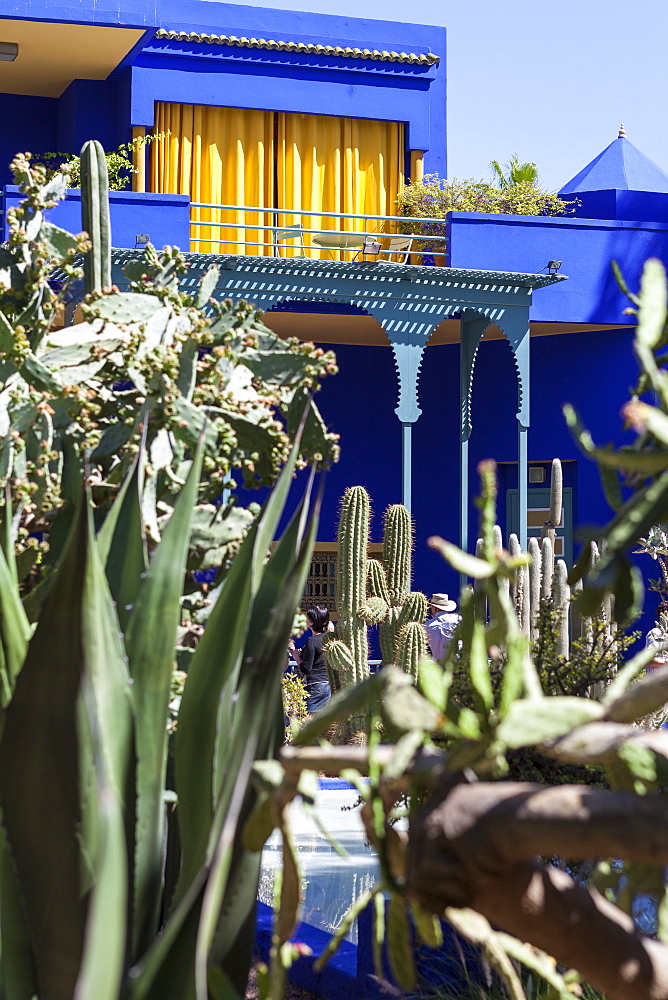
112,251,565,552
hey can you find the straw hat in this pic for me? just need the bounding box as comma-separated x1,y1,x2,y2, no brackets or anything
429,593,457,613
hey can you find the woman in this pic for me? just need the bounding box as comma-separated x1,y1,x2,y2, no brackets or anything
288,605,332,713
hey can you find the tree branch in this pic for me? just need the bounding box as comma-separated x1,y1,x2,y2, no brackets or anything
407,781,668,1000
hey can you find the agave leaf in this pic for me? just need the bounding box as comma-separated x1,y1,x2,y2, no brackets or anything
0,825,39,1000
213,469,315,797
73,776,127,1000
130,438,319,1000
208,486,322,991
0,542,30,705
195,740,259,1000
175,416,309,898
124,437,203,959
0,497,101,1000
97,448,147,633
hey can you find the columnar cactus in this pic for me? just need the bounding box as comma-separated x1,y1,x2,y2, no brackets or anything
335,486,371,686
395,622,427,681
323,638,355,694
367,558,391,605
383,504,412,605
396,591,428,635
80,139,112,294
325,491,427,690
540,536,554,600
552,558,570,658
528,536,542,642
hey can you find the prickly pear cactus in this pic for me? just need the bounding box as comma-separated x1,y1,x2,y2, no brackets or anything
396,621,428,680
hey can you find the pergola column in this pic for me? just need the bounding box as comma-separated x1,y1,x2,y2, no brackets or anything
498,309,531,550
459,313,490,556
382,322,438,512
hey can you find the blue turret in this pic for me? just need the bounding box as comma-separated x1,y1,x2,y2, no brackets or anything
559,125,668,223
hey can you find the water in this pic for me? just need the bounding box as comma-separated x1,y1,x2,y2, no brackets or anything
259,787,380,944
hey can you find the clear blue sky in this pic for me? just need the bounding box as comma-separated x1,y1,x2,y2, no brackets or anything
223,0,668,192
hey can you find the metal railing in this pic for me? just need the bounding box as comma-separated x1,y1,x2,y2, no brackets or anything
189,201,448,263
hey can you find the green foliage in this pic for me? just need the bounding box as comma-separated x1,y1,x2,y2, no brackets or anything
284,443,668,999
282,671,308,739
31,131,166,191
566,258,668,622
0,149,338,595
532,597,639,700
395,173,577,255
0,420,320,999
490,153,539,189
634,524,668,600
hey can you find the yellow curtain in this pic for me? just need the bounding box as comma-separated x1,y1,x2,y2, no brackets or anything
150,103,404,258
150,103,274,254
277,112,404,259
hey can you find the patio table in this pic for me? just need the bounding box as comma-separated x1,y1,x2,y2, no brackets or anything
310,231,368,250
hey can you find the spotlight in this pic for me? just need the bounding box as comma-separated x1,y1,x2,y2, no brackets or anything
362,237,381,256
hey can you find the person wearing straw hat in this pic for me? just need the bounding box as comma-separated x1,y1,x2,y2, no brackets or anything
425,593,460,662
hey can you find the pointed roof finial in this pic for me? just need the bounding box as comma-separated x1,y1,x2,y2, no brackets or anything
619,123,627,138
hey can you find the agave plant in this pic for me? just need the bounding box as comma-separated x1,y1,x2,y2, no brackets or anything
0,416,321,1000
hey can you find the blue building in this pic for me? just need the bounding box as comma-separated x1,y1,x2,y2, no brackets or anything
2,2,668,627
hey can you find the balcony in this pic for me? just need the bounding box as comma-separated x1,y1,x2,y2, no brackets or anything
188,202,448,264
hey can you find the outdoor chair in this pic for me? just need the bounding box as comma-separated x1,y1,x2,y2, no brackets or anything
376,237,414,264
271,223,307,256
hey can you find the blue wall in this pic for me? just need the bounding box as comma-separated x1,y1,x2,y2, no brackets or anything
2,186,190,248
448,211,668,327
0,1,447,180
131,1,446,171
0,95,57,189
306,324,655,636
572,190,668,225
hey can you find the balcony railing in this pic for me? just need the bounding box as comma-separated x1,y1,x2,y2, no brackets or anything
189,202,448,264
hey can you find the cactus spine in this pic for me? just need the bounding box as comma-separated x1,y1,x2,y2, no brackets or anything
552,558,570,659
383,504,412,605
528,537,541,641
323,638,355,693
396,591,428,635
335,486,370,687
540,536,554,600
80,140,112,294
396,622,427,681
326,490,426,686
367,558,391,604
